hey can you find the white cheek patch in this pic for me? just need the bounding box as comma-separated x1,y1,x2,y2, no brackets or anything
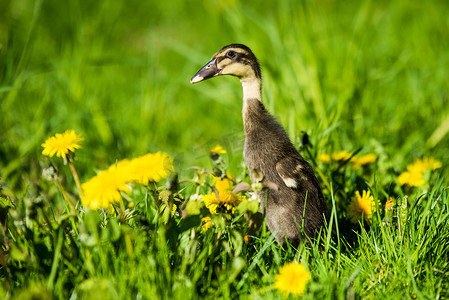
217,58,232,67
221,63,240,75
221,63,253,78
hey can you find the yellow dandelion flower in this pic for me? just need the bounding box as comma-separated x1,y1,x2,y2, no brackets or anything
210,145,227,154
220,190,246,212
347,190,378,224
201,216,214,231
81,161,132,210
351,154,377,169
202,193,219,214
385,197,394,212
406,159,428,175
214,177,232,192
384,197,394,221
274,262,311,297
398,171,425,187
358,154,378,165
225,170,234,180
42,130,83,159
317,153,330,163
398,157,441,187
81,152,173,210
126,152,174,185
332,150,352,161
421,157,442,170
201,191,245,214
201,177,245,214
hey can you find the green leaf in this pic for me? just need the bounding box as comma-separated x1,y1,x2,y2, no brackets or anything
10,244,29,262
247,199,259,214
185,199,202,215
79,210,101,247
237,198,259,214
160,203,176,224
229,256,246,282
159,190,171,205
229,229,243,256
397,196,408,237
77,278,119,300
101,218,121,242
0,196,14,209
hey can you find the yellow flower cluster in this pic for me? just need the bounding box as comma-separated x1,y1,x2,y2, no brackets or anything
274,262,311,296
385,197,394,211
331,150,352,161
398,157,441,187
201,177,245,214
81,161,132,210
351,154,378,169
210,145,227,154
126,152,175,184
201,216,214,232
347,190,378,224
82,152,174,210
42,130,83,159
318,150,377,170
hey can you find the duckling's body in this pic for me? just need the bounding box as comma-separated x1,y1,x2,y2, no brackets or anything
191,44,327,246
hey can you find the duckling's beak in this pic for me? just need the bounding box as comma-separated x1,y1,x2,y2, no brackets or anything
190,58,222,84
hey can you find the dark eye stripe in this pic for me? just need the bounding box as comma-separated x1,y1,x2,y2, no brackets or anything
216,56,228,64
217,54,249,65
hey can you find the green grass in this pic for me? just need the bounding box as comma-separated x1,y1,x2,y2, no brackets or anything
1,0,449,298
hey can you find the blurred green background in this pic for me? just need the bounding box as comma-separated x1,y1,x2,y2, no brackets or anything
1,0,448,189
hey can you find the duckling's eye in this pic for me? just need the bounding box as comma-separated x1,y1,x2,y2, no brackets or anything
226,50,236,58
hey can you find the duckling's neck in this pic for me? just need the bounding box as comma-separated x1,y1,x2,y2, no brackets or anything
241,77,262,101
241,76,262,110
241,76,263,131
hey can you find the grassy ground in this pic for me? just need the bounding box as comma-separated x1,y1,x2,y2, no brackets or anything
1,0,449,298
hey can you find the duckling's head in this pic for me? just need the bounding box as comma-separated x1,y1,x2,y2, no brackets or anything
190,44,261,84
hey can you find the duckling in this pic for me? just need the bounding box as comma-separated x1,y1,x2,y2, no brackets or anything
191,44,327,246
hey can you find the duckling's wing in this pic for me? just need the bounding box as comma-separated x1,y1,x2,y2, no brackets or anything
275,156,317,190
